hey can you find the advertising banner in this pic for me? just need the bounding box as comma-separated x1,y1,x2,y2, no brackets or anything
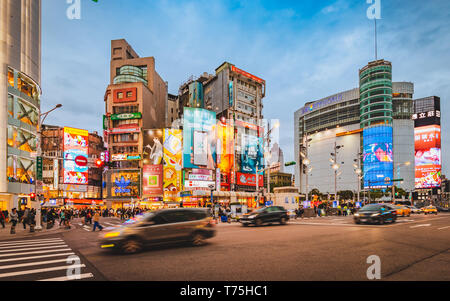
183,108,217,169
239,134,264,174
143,165,163,196
110,112,142,121
163,129,183,201
63,127,89,185
363,126,393,188
415,125,441,189
143,129,164,165
110,171,140,198
236,173,264,187
216,121,234,174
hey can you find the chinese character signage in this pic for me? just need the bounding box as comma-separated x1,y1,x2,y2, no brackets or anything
415,125,441,189
63,127,89,185
143,165,163,197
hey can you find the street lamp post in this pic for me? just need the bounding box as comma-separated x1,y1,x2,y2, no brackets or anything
330,142,343,205
35,104,63,230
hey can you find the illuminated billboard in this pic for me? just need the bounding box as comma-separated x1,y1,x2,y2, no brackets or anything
143,165,163,197
143,129,164,165
183,108,217,169
63,127,89,185
216,121,234,174
163,129,183,201
238,134,264,174
415,125,441,189
110,170,140,198
363,126,393,188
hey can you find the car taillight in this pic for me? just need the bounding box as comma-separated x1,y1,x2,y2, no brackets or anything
207,218,216,227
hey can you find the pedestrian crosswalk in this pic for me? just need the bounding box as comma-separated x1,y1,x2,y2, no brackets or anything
0,237,94,281
72,219,123,232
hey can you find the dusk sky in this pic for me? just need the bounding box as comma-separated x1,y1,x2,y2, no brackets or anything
42,0,450,175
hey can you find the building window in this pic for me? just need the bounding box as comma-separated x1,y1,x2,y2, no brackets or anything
8,69,14,87
117,92,124,99
7,155,35,184
126,91,133,98
8,94,14,117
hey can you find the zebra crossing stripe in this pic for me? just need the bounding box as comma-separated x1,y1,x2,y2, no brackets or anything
39,272,94,281
0,258,72,270
0,264,86,279
0,244,68,253
0,238,63,246
0,248,72,258
0,242,67,250
0,252,75,263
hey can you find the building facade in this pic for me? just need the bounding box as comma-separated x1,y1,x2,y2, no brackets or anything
103,39,168,208
294,60,415,199
41,125,104,207
0,0,41,211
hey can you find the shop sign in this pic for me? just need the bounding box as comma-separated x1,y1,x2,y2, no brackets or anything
143,165,163,196
111,112,142,121
111,154,128,161
184,180,215,190
189,174,212,181
236,173,264,187
110,126,140,134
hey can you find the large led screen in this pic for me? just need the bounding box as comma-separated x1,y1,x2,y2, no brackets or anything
363,126,393,188
415,125,441,189
183,107,217,169
63,127,89,185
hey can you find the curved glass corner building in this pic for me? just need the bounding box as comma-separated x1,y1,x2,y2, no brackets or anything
359,60,393,128
1,0,41,211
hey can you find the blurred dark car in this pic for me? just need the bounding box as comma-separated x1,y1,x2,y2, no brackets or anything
240,206,289,227
354,204,397,225
436,206,449,213
100,208,215,254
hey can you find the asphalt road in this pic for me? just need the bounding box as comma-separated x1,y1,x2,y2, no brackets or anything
0,213,449,281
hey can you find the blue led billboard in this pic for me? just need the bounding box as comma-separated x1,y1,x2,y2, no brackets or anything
363,126,393,188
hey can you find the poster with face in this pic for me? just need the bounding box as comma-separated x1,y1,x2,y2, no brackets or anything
143,129,164,165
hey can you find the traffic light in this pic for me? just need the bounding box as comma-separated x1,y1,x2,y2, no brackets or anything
96,159,104,168
30,193,36,202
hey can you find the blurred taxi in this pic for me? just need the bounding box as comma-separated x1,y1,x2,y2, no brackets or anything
423,206,438,215
395,205,411,217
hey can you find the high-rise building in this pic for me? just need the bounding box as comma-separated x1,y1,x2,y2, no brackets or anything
103,39,168,208
294,59,415,199
0,0,41,211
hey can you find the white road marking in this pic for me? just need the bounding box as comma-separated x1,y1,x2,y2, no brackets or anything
0,258,72,270
0,264,85,279
0,252,75,263
0,242,67,250
438,226,450,230
0,248,72,258
410,224,431,229
39,272,94,281
0,244,68,253
0,238,63,246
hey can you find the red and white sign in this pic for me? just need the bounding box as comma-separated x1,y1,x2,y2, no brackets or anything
110,126,140,134
184,180,215,190
231,66,265,84
75,156,88,167
236,173,264,187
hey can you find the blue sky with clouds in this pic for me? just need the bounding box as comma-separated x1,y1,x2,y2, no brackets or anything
42,0,450,175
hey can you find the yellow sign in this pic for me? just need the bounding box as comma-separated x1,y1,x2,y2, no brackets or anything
163,129,183,201
64,127,89,137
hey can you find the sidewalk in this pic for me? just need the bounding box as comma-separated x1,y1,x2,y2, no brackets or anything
0,220,74,240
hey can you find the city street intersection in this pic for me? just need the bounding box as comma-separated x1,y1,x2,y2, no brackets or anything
0,213,448,281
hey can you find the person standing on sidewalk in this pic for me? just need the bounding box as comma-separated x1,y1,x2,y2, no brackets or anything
0,210,5,228
9,208,18,234
92,211,103,232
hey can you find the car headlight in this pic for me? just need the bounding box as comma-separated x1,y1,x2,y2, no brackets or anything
354,214,360,217
248,215,256,219
104,231,121,238
371,213,380,217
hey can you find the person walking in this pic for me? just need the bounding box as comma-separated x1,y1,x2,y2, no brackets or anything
0,210,5,228
9,208,18,234
22,208,30,229
92,211,103,232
